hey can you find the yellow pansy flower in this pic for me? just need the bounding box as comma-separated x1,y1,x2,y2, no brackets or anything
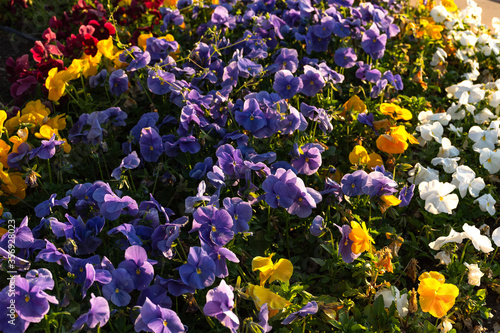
9,128,29,153
0,110,7,135
380,103,412,121
418,272,459,318
252,254,293,286
97,37,116,60
441,0,457,12
45,68,74,102
0,140,11,167
349,221,374,254
46,114,67,131
138,33,154,50
367,152,384,170
376,125,418,154
7,173,27,204
246,284,290,317
35,125,58,140
349,145,369,166
343,95,366,113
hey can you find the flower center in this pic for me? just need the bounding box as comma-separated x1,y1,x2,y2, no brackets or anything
150,146,154,150
211,226,217,232
136,269,141,275
287,85,291,90
115,288,120,293
25,295,30,302
250,116,254,120
197,268,202,274
163,320,168,327
234,214,238,220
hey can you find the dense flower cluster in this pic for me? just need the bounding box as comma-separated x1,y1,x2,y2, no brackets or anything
0,0,499,331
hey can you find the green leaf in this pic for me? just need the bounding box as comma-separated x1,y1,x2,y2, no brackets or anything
476,288,487,301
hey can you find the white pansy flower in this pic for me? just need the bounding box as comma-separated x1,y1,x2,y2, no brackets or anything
451,165,485,198
430,47,447,66
418,110,451,126
445,80,485,103
492,17,500,35
448,123,463,137
438,318,454,333
437,137,460,158
460,33,478,47
479,148,500,174
430,5,449,23
468,126,497,152
374,287,408,317
492,227,500,247
474,193,496,215
462,223,494,253
429,228,464,250
435,251,451,266
431,157,460,173
489,90,500,108
419,121,444,143
408,163,440,185
419,180,459,215
473,108,496,124
464,263,484,286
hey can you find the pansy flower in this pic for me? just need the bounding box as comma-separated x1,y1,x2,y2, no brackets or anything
299,65,325,97
349,221,374,255
178,246,216,290
203,280,239,332
273,70,303,99
418,272,459,318
252,254,293,286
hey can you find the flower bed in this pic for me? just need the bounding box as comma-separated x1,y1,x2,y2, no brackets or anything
0,0,500,332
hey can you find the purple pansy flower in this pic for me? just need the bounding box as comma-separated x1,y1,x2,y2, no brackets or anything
334,47,357,68
282,301,318,325
361,24,387,60
223,197,252,233
363,171,398,197
118,245,155,291
192,206,234,247
273,70,303,99
341,170,368,197
111,151,141,180
29,134,64,160
148,69,175,95
140,127,163,162
14,275,58,322
178,246,216,290
310,215,325,236
300,65,325,97
275,48,299,73
72,294,110,331
203,280,239,332
102,268,134,306
290,143,323,176
34,193,71,218
134,297,185,333
398,184,415,207
335,224,360,263
235,98,267,133
109,69,129,96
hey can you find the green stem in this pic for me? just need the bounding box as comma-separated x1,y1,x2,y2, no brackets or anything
128,169,137,192
47,159,53,185
285,215,290,258
489,247,499,266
